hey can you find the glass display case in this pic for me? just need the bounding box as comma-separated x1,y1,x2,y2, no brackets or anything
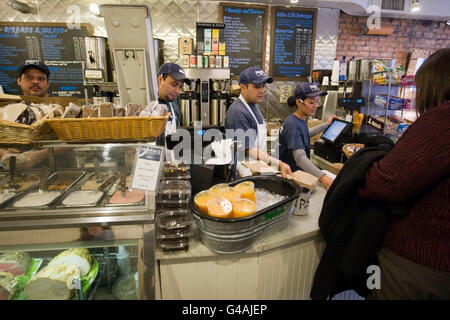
0,143,157,300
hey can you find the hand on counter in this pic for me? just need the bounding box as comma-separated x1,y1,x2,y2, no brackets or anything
279,161,293,178
320,174,334,191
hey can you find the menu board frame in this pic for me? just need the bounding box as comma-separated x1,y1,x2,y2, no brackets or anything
219,2,268,79
269,6,317,81
0,22,93,97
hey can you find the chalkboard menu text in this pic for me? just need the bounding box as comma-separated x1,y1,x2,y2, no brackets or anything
220,3,268,77
270,7,317,80
0,22,91,97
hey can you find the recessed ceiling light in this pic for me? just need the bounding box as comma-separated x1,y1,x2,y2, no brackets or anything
89,3,101,16
290,0,299,4
410,0,421,12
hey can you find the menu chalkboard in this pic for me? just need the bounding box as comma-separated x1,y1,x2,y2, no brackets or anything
219,3,268,77
270,7,317,80
0,22,91,97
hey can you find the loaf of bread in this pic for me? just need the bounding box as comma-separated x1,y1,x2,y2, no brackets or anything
113,104,125,117
99,103,113,117
62,102,81,118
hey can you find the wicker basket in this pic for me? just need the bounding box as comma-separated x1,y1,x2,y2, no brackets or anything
0,119,56,144
342,143,365,158
45,115,169,141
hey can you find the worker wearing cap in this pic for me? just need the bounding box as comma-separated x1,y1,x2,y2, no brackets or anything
278,82,338,190
17,60,50,97
156,62,191,160
225,67,292,178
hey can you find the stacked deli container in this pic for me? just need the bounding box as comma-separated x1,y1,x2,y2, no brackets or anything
155,162,192,251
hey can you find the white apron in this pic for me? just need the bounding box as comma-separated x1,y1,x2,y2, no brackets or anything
239,95,267,153
164,102,177,162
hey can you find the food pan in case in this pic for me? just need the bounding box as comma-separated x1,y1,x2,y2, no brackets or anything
191,176,301,254
104,179,146,207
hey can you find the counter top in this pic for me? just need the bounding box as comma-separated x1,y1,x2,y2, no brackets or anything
155,186,327,260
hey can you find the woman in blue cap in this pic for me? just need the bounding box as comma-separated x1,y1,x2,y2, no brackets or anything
278,82,337,190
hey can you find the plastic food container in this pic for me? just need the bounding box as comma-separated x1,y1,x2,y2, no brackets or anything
208,183,229,194
191,176,301,254
162,162,190,179
158,180,191,201
156,210,192,236
234,181,256,202
231,198,257,218
157,234,190,251
193,190,214,214
215,187,241,203
206,197,232,218
156,199,190,211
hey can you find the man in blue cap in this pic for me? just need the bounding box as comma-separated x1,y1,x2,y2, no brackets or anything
225,67,292,177
17,60,50,97
156,62,191,160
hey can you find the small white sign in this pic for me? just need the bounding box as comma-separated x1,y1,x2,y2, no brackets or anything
130,145,163,191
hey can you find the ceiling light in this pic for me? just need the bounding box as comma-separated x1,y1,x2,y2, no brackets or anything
89,3,101,16
447,20,450,26
290,0,299,4
410,0,421,12
7,0,31,13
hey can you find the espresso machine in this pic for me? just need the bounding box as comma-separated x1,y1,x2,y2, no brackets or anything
179,79,200,127
210,79,230,126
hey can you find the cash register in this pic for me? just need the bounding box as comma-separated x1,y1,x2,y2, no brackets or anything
313,119,354,163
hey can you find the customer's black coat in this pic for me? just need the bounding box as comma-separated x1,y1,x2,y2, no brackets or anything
310,136,407,300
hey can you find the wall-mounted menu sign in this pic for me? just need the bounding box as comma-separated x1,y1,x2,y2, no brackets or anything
219,3,268,77
0,22,91,97
270,7,317,80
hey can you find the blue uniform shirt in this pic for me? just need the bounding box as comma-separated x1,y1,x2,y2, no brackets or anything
278,113,311,172
225,99,264,149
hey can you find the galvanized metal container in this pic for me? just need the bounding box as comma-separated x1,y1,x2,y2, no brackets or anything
191,176,301,254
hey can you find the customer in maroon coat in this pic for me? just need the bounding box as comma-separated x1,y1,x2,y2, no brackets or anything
359,48,450,299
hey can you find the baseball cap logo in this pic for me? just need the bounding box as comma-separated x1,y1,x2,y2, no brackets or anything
309,84,320,91
26,60,40,65
255,70,266,77
178,68,186,76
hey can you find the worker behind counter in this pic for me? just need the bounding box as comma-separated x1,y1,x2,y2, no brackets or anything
277,83,338,190
16,60,50,98
225,67,292,178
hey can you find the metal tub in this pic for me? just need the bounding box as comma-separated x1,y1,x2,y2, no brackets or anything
191,176,301,254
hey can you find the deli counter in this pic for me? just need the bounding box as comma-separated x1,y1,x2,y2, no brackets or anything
0,143,156,300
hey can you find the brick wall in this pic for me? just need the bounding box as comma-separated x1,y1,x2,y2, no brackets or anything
336,12,450,68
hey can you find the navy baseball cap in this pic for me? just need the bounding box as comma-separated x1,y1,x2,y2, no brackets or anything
17,60,50,78
239,67,273,85
158,63,191,85
294,82,328,100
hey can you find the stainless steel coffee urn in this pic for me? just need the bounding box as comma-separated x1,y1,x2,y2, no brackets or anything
179,79,200,127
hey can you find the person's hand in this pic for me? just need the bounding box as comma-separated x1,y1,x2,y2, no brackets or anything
326,115,339,126
0,148,20,159
320,174,334,191
279,161,292,178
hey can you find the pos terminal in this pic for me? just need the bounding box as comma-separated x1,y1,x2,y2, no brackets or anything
314,119,354,163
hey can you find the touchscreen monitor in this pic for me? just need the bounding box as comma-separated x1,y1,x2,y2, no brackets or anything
320,119,352,144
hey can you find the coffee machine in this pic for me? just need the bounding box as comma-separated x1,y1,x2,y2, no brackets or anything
184,68,230,127
210,79,230,126
179,79,200,127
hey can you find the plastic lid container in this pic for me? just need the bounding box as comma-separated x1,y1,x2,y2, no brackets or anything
209,183,229,194
234,181,255,202
156,199,190,211
206,196,232,218
216,187,241,203
158,180,191,200
231,198,257,218
163,162,190,178
194,190,214,214
156,210,191,226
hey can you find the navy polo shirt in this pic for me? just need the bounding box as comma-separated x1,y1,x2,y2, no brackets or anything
278,114,311,172
225,99,264,149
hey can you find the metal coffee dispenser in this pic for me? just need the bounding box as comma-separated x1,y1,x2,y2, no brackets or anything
184,68,230,126
210,79,230,126
180,79,200,127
